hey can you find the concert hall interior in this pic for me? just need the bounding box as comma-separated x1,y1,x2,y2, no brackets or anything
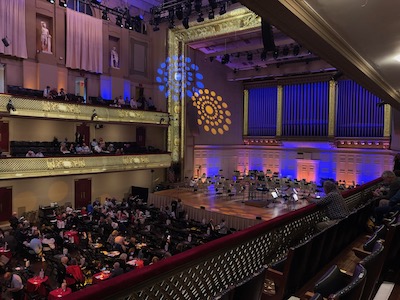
0,0,400,300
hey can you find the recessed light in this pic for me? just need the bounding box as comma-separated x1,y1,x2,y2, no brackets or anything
395,55,400,62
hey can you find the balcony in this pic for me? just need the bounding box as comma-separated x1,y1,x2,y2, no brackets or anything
0,153,172,180
0,94,169,125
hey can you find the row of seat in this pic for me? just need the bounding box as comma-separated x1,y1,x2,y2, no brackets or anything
263,200,375,300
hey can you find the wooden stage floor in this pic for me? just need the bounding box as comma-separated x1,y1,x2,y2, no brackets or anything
154,187,310,222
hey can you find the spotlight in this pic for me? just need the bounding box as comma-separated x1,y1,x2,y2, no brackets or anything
176,6,183,20
197,13,204,23
116,15,123,27
221,54,230,65
182,17,189,29
282,46,289,56
101,9,109,21
273,48,279,59
208,9,215,20
133,16,142,32
91,109,98,121
47,0,55,3
59,0,67,7
247,52,253,61
125,17,133,30
6,99,16,112
2,37,10,47
195,0,202,13
219,3,226,15
293,45,300,56
260,50,267,61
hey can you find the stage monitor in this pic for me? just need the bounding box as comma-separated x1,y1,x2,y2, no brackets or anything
131,186,149,202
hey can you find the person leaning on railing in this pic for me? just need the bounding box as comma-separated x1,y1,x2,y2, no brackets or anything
307,180,350,231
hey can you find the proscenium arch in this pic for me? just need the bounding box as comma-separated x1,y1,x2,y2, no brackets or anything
166,6,261,164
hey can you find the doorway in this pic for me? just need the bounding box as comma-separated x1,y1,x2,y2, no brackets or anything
76,123,90,146
75,77,87,103
0,187,12,222
0,121,9,153
74,178,92,209
0,63,5,93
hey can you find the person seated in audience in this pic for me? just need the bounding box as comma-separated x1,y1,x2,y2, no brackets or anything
117,96,125,107
374,172,400,224
147,97,156,111
130,97,138,109
59,88,68,101
42,234,56,251
3,271,24,300
150,256,159,265
35,149,44,157
66,258,85,287
107,230,119,246
217,219,228,235
23,232,43,258
43,85,52,99
137,96,145,109
107,143,115,153
373,170,400,207
110,261,124,278
113,236,127,253
308,180,350,231
117,253,129,272
91,138,98,149
26,150,36,157
3,231,18,254
60,142,70,154
9,212,19,230
81,143,92,154
93,199,101,207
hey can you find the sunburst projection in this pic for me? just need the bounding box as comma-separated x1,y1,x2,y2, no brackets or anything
192,89,231,135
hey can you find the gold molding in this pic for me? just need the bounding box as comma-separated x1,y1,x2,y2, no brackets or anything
167,7,261,164
384,105,391,137
276,85,283,136
0,154,171,180
0,95,169,125
243,90,249,136
328,80,336,137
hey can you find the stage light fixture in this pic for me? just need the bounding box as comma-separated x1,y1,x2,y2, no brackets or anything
219,3,226,15
261,50,267,61
47,0,55,3
195,0,202,13
282,46,289,56
208,9,215,20
293,45,300,56
91,109,98,121
2,37,10,47
182,17,190,29
273,48,279,59
125,17,133,30
116,15,123,27
101,9,109,21
247,52,253,61
175,6,183,20
133,16,142,33
197,13,204,23
221,54,230,65
59,0,67,7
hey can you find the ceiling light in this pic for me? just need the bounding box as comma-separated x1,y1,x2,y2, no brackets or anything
47,0,55,3
273,48,279,59
59,0,67,7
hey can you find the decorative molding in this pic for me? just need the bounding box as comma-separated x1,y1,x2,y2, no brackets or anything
0,154,171,180
334,138,390,149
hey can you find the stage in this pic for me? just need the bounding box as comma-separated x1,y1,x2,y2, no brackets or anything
149,186,310,230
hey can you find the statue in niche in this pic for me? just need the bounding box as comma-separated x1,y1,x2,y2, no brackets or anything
110,46,119,69
40,21,52,53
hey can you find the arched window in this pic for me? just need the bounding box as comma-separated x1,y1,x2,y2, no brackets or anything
67,0,93,16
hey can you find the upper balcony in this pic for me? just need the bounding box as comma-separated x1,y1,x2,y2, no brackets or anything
0,93,170,126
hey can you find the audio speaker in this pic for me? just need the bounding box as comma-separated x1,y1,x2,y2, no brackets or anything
261,20,275,51
2,37,10,47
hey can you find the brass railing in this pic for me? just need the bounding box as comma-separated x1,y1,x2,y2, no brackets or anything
0,153,172,179
65,179,381,300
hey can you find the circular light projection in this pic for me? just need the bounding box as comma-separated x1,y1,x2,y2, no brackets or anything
156,55,204,101
192,89,231,135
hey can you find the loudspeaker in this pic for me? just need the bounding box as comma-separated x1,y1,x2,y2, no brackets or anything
2,37,10,47
261,20,275,51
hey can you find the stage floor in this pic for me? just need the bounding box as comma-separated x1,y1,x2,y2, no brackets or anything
154,187,310,222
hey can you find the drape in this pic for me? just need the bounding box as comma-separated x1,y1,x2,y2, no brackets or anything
0,0,27,59
66,9,103,73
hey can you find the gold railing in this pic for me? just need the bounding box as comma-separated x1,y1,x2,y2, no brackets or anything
66,179,381,300
0,153,172,179
0,94,169,125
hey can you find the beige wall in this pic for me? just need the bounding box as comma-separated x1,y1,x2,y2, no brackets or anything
0,169,164,212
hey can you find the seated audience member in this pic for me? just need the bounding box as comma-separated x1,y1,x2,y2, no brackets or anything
107,230,119,246
113,236,127,253
60,142,70,154
3,272,24,300
35,149,44,157
150,256,159,265
75,143,83,154
91,138,98,149
374,171,400,224
66,258,85,285
110,262,124,278
107,143,115,153
43,85,52,99
23,233,43,258
42,234,56,250
3,231,18,253
217,219,228,235
59,88,68,100
130,97,138,109
308,180,350,230
26,150,36,157
118,96,125,106
147,97,156,110
9,212,19,230
57,256,69,286
373,170,400,207
81,143,92,154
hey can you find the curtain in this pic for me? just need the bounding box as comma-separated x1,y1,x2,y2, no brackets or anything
0,0,27,58
66,9,103,73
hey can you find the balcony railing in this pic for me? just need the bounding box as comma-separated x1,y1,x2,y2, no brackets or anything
65,178,381,300
0,153,172,179
0,94,169,125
